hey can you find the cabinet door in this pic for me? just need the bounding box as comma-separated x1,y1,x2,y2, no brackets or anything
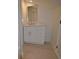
30,26,45,44
24,27,33,43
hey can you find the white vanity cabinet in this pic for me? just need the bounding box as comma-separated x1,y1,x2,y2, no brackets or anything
24,26,46,44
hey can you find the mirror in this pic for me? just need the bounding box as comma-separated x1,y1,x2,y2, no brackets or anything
27,5,38,25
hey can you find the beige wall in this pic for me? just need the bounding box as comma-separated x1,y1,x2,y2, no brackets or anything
21,0,28,25
51,5,61,48
51,5,61,59
51,5,61,58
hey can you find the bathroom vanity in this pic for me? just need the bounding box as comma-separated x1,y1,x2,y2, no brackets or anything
24,25,46,44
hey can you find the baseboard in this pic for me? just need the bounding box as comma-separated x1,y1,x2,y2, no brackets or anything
53,47,61,59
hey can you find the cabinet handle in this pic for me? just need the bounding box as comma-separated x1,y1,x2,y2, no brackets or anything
28,32,31,36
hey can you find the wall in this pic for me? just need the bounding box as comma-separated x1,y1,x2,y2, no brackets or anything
51,5,61,58
51,5,61,47
21,0,27,25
